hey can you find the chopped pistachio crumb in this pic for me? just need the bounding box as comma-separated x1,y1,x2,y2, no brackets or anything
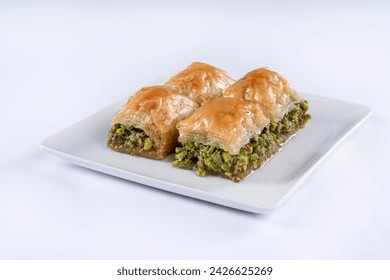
108,124,155,152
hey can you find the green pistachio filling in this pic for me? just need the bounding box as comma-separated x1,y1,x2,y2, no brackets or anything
172,100,311,182
107,123,155,152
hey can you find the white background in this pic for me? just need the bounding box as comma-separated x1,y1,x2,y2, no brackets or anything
1,0,389,259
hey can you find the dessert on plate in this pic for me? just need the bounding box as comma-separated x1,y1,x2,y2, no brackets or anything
173,68,311,182
107,86,198,159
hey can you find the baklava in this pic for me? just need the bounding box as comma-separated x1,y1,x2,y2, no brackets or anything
165,62,235,105
107,86,198,159
173,98,270,182
173,68,311,182
223,67,310,144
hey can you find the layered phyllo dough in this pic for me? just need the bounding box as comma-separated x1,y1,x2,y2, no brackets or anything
173,68,311,182
107,86,198,159
165,62,235,105
173,98,268,182
223,67,302,121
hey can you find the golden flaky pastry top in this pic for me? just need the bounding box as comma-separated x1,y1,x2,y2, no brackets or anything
165,62,235,105
223,68,301,121
177,98,269,155
112,86,199,159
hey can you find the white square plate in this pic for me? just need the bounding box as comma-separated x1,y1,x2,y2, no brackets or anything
40,94,371,213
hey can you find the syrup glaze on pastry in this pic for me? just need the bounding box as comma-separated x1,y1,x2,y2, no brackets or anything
223,68,301,121
166,62,235,105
